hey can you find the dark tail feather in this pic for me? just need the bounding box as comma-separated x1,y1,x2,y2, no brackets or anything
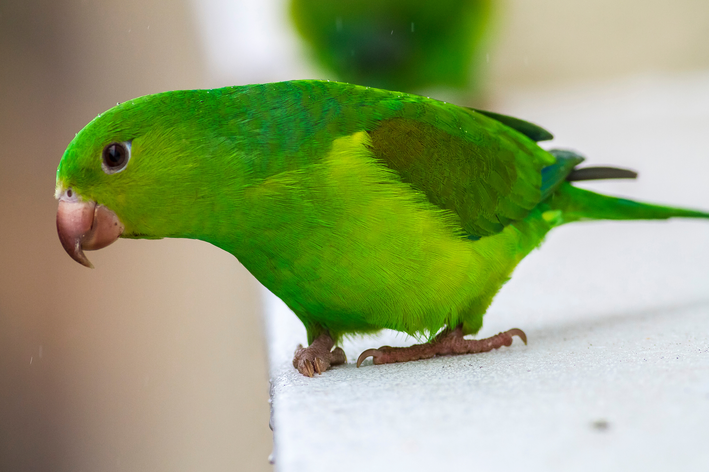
542,149,638,200
567,166,638,182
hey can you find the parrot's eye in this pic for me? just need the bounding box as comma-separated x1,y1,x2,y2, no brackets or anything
102,141,131,174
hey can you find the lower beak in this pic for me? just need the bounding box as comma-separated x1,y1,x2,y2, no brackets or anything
56,198,124,268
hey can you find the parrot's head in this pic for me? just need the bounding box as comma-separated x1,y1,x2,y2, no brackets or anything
55,89,249,268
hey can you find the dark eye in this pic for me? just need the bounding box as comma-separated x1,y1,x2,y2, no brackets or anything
102,141,131,174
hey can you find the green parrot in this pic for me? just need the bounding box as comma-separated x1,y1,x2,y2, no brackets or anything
290,0,492,92
55,80,709,377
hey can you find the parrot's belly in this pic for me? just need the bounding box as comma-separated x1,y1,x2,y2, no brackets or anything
246,209,546,338
250,230,483,337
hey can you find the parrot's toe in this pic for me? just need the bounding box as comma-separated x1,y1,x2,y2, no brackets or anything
292,346,315,377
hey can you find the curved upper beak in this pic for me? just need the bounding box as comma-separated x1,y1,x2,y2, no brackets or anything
56,195,124,268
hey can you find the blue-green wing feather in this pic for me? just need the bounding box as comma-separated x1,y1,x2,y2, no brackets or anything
541,149,585,200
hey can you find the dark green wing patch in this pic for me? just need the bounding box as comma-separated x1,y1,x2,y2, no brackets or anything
368,116,551,238
468,108,554,142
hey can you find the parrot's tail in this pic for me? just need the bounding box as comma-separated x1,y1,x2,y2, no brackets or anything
549,182,709,223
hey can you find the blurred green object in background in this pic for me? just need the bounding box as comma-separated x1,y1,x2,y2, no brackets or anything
290,0,492,92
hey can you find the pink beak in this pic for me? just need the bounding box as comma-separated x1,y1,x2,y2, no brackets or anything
56,194,124,268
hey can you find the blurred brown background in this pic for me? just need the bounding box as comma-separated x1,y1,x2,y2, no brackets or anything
1,0,708,471
0,1,270,471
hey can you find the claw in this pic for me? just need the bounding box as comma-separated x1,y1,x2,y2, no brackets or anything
303,361,314,378
356,348,381,367
294,345,315,377
507,328,527,345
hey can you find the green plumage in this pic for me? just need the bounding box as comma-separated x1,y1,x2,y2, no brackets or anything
290,0,492,91
56,80,709,347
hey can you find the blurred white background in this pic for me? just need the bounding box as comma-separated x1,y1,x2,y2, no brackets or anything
1,0,708,471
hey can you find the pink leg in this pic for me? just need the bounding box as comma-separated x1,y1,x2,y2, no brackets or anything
357,326,527,367
293,331,347,377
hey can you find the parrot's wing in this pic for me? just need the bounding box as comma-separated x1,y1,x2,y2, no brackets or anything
367,113,556,238
472,111,579,201
467,108,554,142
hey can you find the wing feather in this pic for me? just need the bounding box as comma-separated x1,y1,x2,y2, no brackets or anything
366,105,555,238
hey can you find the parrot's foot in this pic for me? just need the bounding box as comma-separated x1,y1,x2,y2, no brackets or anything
293,332,347,377
356,326,527,367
